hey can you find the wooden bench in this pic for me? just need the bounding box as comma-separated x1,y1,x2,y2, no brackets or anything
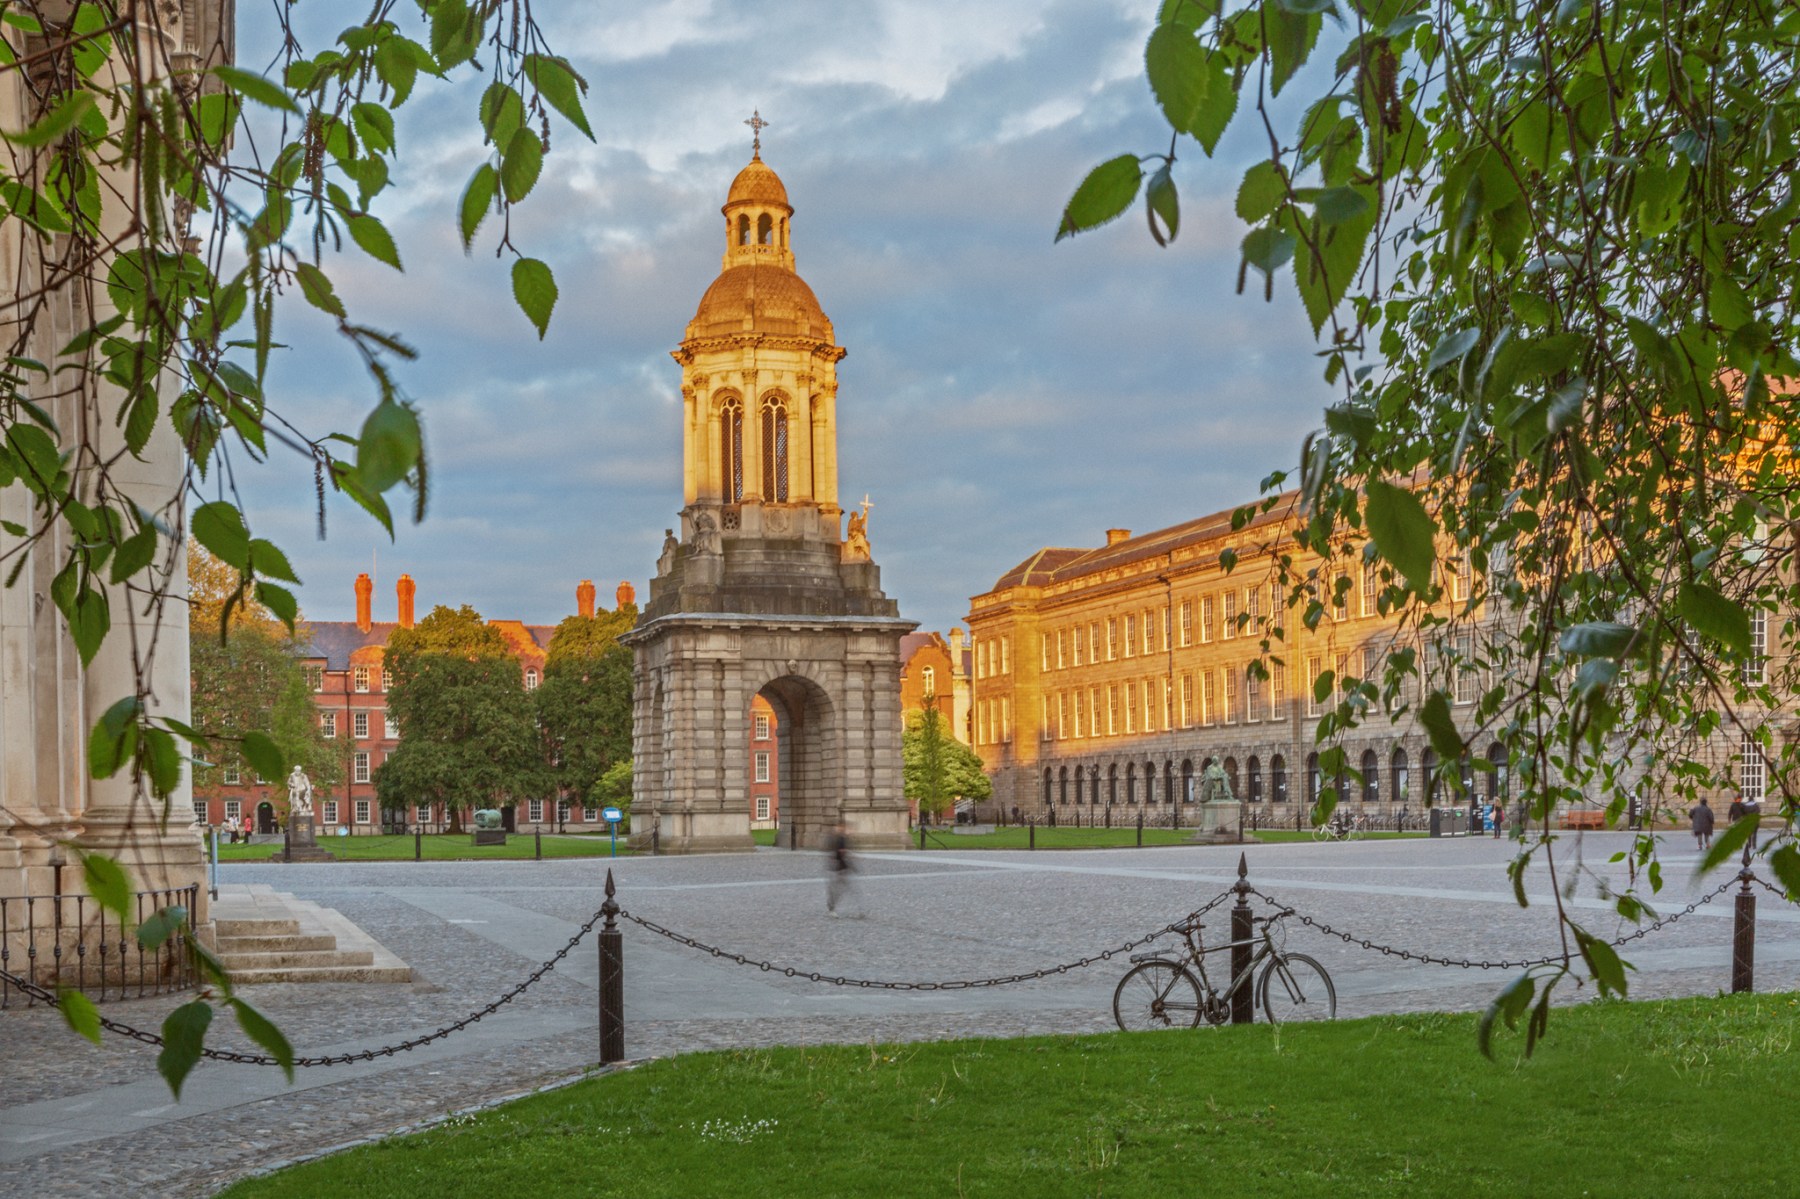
1561,809,1606,830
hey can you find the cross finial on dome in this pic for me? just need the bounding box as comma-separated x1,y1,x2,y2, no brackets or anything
744,109,768,158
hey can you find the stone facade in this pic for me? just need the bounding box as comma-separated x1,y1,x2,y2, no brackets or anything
967,500,1788,826
1,5,235,970
627,146,914,854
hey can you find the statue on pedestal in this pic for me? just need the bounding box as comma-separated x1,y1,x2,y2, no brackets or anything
286,766,314,817
1198,760,1234,805
843,510,871,562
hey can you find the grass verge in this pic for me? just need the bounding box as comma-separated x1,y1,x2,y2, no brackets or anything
217,993,1800,1199
216,833,629,862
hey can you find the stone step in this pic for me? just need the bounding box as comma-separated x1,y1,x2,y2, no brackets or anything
215,933,338,954
217,948,376,970
213,918,301,938
229,963,414,986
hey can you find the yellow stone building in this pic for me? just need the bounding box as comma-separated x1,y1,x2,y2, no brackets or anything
965,492,1781,825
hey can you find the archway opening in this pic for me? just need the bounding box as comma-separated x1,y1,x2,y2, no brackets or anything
759,674,839,850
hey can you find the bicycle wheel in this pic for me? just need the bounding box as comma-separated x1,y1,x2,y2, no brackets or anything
1113,960,1204,1031
1258,953,1337,1023
1311,824,1333,842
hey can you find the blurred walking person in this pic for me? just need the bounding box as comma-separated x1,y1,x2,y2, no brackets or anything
825,821,854,915
1690,798,1714,851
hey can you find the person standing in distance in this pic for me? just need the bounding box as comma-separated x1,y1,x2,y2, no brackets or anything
1689,797,1714,851
826,821,854,916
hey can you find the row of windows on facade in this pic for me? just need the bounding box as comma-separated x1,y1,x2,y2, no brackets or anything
305,665,541,693
221,750,380,787
1038,729,1773,807
718,399,794,503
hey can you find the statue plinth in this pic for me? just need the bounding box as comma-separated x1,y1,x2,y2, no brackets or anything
1196,801,1243,843
273,812,334,862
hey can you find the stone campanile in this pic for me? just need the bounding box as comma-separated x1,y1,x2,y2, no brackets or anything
625,131,914,854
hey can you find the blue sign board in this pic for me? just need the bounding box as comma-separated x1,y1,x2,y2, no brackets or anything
602,807,623,823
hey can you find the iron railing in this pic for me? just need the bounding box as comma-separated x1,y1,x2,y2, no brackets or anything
0,884,199,1009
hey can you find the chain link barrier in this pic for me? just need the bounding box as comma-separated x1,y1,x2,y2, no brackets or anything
1245,878,1741,970
617,889,1238,991
0,903,611,1067
1751,876,1798,904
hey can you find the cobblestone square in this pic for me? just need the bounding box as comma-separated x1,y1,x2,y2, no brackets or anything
5,833,1796,1197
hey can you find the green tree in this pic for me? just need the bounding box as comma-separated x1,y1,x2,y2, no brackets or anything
903,706,992,819
1063,0,1800,1043
188,541,338,801
597,760,633,810
375,605,545,832
536,607,636,808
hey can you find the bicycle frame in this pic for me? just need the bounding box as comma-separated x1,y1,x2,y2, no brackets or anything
1135,915,1284,1013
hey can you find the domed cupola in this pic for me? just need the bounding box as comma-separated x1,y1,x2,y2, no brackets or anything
720,114,795,272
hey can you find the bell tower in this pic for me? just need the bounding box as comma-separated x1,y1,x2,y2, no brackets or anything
672,134,842,538
627,122,914,855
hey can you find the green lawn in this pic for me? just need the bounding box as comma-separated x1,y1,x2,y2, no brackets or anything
216,833,630,862
1249,829,1428,843
218,993,1800,1199
916,825,1201,849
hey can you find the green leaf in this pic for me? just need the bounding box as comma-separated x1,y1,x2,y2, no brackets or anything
1,92,96,147
500,128,544,204
511,258,558,340
69,586,110,668
79,850,132,924
59,987,103,1045
211,66,301,114
1055,155,1144,242
523,54,594,141
348,214,403,271
295,263,346,318
1315,185,1370,225
143,726,182,799
227,997,295,1083
88,695,139,779
1144,164,1179,246
1237,161,1286,223
256,582,299,631
249,539,301,584
1769,844,1800,901
1146,22,1207,134
136,905,188,952
1573,927,1629,998
191,501,251,569
350,101,396,154
241,732,284,783
357,401,422,492
109,525,156,585
1240,225,1295,279
430,0,474,67
459,164,497,251
1558,621,1635,658
1427,327,1480,372
1478,971,1535,1058
1364,480,1436,593
158,1001,214,1100
1697,811,1760,874
1676,583,1751,657
1420,690,1464,763
1266,1,1322,96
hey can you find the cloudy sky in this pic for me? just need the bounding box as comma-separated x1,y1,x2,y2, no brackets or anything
238,0,1337,636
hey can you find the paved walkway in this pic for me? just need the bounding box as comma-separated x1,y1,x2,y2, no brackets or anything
4,834,1796,1197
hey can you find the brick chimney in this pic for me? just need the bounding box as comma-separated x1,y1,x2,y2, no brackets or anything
615,580,636,609
576,579,596,618
354,573,373,632
1106,528,1132,546
397,574,416,629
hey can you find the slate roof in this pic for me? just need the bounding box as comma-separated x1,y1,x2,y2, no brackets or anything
298,619,556,671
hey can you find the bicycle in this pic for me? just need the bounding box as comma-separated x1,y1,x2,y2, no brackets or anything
1311,811,1366,842
1112,909,1336,1030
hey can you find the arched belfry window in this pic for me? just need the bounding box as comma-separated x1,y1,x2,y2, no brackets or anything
737,214,751,245
757,213,774,244
720,397,744,502
761,397,789,501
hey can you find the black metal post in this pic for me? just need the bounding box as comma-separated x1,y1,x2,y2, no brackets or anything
1136,808,1143,847
1029,818,1036,850
919,820,927,851
599,869,624,1064
1230,853,1254,1025
1732,843,1756,993
535,830,542,861
415,827,422,861
790,821,797,850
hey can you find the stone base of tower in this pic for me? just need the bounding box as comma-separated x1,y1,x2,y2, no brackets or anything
626,523,916,857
